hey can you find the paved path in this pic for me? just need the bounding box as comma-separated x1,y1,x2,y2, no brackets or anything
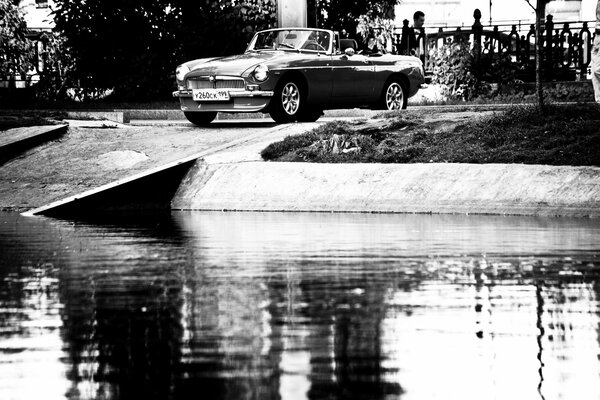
1,120,317,211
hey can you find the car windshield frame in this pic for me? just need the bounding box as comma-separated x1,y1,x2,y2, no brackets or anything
247,28,333,54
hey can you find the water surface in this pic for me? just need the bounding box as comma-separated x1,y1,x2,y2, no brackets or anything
0,211,599,400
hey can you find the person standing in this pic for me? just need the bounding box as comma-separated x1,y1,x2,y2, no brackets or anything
593,0,600,103
399,11,425,56
409,11,425,56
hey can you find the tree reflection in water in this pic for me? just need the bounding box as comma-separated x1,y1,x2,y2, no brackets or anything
0,211,599,400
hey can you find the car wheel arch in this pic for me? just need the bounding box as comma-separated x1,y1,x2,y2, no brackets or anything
275,71,309,99
384,73,410,95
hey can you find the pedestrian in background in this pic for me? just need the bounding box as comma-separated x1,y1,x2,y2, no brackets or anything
592,0,600,103
410,11,425,55
399,11,425,56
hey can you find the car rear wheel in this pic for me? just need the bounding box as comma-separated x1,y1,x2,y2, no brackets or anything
379,79,407,111
184,111,217,126
269,80,302,123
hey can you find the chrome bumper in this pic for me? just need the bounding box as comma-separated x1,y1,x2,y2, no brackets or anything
172,90,274,98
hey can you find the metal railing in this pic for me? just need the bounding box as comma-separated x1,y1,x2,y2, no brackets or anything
391,9,596,82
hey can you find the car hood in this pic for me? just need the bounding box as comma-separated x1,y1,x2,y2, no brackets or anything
186,52,284,77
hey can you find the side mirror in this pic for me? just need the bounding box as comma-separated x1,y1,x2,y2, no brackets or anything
344,47,355,57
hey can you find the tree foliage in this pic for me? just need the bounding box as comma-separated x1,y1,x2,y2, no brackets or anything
51,0,277,100
307,0,398,37
0,0,35,78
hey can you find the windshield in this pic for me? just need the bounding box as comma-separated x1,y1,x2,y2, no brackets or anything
248,29,331,53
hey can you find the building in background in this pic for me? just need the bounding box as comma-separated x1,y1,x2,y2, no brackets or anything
18,0,54,31
394,0,597,28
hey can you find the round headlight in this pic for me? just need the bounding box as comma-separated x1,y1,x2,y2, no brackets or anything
176,64,190,82
253,64,269,82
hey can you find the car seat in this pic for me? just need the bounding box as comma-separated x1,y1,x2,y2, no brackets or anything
340,39,358,52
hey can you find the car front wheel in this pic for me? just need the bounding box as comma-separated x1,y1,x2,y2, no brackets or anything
379,80,407,111
269,80,302,123
184,111,217,126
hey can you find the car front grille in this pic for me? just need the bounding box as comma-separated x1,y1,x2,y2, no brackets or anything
187,77,245,90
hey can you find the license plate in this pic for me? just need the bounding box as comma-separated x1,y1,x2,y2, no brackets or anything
192,89,230,101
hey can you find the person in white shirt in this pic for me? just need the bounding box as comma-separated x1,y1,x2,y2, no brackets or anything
592,0,600,103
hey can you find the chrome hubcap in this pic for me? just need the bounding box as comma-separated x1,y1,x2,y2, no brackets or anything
386,83,404,110
282,83,300,115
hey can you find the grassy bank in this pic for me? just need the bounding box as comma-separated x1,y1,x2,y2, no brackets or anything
262,104,600,167
0,111,67,131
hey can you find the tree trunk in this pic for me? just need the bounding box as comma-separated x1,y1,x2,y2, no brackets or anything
535,0,546,113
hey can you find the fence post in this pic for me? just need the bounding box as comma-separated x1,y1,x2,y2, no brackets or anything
580,21,591,80
436,27,444,50
527,24,536,69
472,8,482,76
492,25,500,54
454,27,464,43
560,23,572,68
399,19,411,55
572,32,580,73
509,25,520,62
544,14,554,78
416,26,427,65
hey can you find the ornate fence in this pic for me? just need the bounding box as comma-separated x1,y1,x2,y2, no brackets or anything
392,9,596,82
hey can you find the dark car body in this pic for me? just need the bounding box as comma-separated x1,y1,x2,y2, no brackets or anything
173,28,425,125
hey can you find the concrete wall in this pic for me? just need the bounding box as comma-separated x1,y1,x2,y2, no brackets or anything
172,161,600,218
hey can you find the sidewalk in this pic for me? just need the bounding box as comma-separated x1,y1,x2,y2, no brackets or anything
0,103,527,125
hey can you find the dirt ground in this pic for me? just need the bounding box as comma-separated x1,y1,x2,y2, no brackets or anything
0,111,491,212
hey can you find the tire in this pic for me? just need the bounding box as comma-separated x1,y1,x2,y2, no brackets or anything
297,107,323,122
378,79,408,111
184,111,217,126
269,80,303,123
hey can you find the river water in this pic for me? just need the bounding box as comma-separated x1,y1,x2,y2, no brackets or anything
0,211,599,400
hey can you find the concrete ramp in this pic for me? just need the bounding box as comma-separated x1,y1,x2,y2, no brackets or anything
172,162,600,217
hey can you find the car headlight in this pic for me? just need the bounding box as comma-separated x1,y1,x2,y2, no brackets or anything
176,64,190,82
253,64,269,82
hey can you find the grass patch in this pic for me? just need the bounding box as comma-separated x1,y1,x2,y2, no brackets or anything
261,103,600,166
0,111,68,131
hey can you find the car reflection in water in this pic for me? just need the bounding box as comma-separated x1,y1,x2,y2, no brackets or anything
0,211,599,400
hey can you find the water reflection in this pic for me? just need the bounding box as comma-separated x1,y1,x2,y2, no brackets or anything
0,212,599,400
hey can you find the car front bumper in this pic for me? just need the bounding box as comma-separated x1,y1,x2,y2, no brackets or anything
173,89,274,113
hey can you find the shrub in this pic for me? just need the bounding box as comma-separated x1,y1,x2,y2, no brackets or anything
0,0,35,81
429,41,519,100
33,33,78,102
429,41,478,100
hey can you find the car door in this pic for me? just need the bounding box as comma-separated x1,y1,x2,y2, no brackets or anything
331,53,375,101
294,53,334,104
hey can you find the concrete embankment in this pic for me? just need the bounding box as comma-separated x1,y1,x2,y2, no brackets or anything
172,161,600,217
11,112,598,219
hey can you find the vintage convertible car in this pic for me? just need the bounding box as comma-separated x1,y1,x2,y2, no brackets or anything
173,28,425,125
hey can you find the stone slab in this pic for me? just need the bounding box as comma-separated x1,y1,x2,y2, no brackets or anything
172,162,600,218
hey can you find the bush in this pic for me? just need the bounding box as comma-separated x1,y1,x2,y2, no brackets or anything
429,41,478,100
33,33,78,102
429,41,518,100
0,0,35,81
